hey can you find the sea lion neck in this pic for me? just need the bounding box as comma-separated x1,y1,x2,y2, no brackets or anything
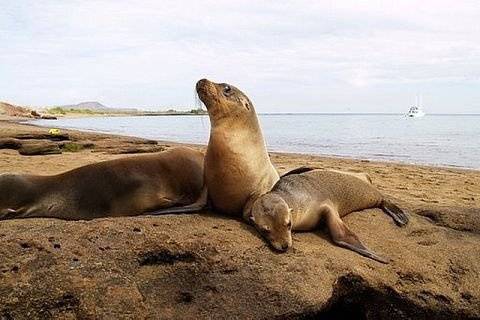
203,79,279,216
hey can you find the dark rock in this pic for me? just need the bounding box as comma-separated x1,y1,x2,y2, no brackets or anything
30,110,40,118
18,143,62,156
127,139,158,145
40,115,58,120
81,142,95,149
14,133,70,142
108,146,165,154
0,138,22,150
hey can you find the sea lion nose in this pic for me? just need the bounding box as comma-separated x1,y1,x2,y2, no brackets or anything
196,79,208,91
281,243,289,251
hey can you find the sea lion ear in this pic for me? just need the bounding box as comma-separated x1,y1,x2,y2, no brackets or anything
239,97,251,111
243,206,255,223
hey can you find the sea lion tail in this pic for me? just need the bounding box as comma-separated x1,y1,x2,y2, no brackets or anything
380,200,409,227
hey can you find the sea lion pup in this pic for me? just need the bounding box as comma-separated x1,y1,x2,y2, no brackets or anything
247,168,409,263
0,147,205,220
196,79,280,216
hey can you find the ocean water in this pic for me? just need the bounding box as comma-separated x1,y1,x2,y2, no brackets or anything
31,114,480,169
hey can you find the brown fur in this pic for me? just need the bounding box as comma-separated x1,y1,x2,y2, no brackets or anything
196,79,279,216
0,147,205,220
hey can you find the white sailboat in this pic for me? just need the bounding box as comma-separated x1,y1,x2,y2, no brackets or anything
407,95,426,118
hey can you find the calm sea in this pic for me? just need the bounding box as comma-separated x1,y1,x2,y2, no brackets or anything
31,114,480,170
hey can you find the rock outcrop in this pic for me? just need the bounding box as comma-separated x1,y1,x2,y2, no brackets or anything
18,142,63,156
1,207,479,319
0,101,33,118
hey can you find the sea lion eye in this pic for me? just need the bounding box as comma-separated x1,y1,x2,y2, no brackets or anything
261,226,271,234
223,85,232,95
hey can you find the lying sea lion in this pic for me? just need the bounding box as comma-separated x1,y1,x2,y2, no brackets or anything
0,147,206,220
196,79,280,216
247,168,409,263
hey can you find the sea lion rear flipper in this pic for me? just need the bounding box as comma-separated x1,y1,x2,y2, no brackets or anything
281,166,318,177
381,200,409,227
145,203,207,215
325,208,390,264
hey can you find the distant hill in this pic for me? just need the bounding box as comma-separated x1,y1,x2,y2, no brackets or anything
52,101,138,114
59,101,109,111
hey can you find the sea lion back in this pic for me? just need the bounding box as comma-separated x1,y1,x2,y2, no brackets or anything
299,170,383,216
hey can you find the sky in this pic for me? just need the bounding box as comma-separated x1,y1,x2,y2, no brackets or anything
1,1,479,113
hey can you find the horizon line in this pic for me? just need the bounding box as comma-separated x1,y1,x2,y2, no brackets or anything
257,112,480,116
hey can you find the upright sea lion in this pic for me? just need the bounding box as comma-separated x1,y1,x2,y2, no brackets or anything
196,79,280,216
0,147,205,220
247,168,409,263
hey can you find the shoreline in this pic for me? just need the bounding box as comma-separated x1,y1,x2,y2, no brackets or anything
25,116,480,172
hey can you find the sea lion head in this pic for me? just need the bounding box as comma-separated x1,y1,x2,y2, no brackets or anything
196,79,255,125
249,193,293,252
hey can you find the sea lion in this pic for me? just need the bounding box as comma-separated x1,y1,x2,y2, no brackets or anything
0,147,206,220
247,168,409,263
196,79,280,216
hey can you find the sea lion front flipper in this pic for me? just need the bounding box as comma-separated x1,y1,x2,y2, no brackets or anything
281,166,318,177
0,208,18,220
145,187,209,216
325,208,390,264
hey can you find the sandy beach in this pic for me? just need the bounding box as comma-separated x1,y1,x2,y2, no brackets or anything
1,116,479,319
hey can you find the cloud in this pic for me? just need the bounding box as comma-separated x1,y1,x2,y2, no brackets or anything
0,0,479,112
